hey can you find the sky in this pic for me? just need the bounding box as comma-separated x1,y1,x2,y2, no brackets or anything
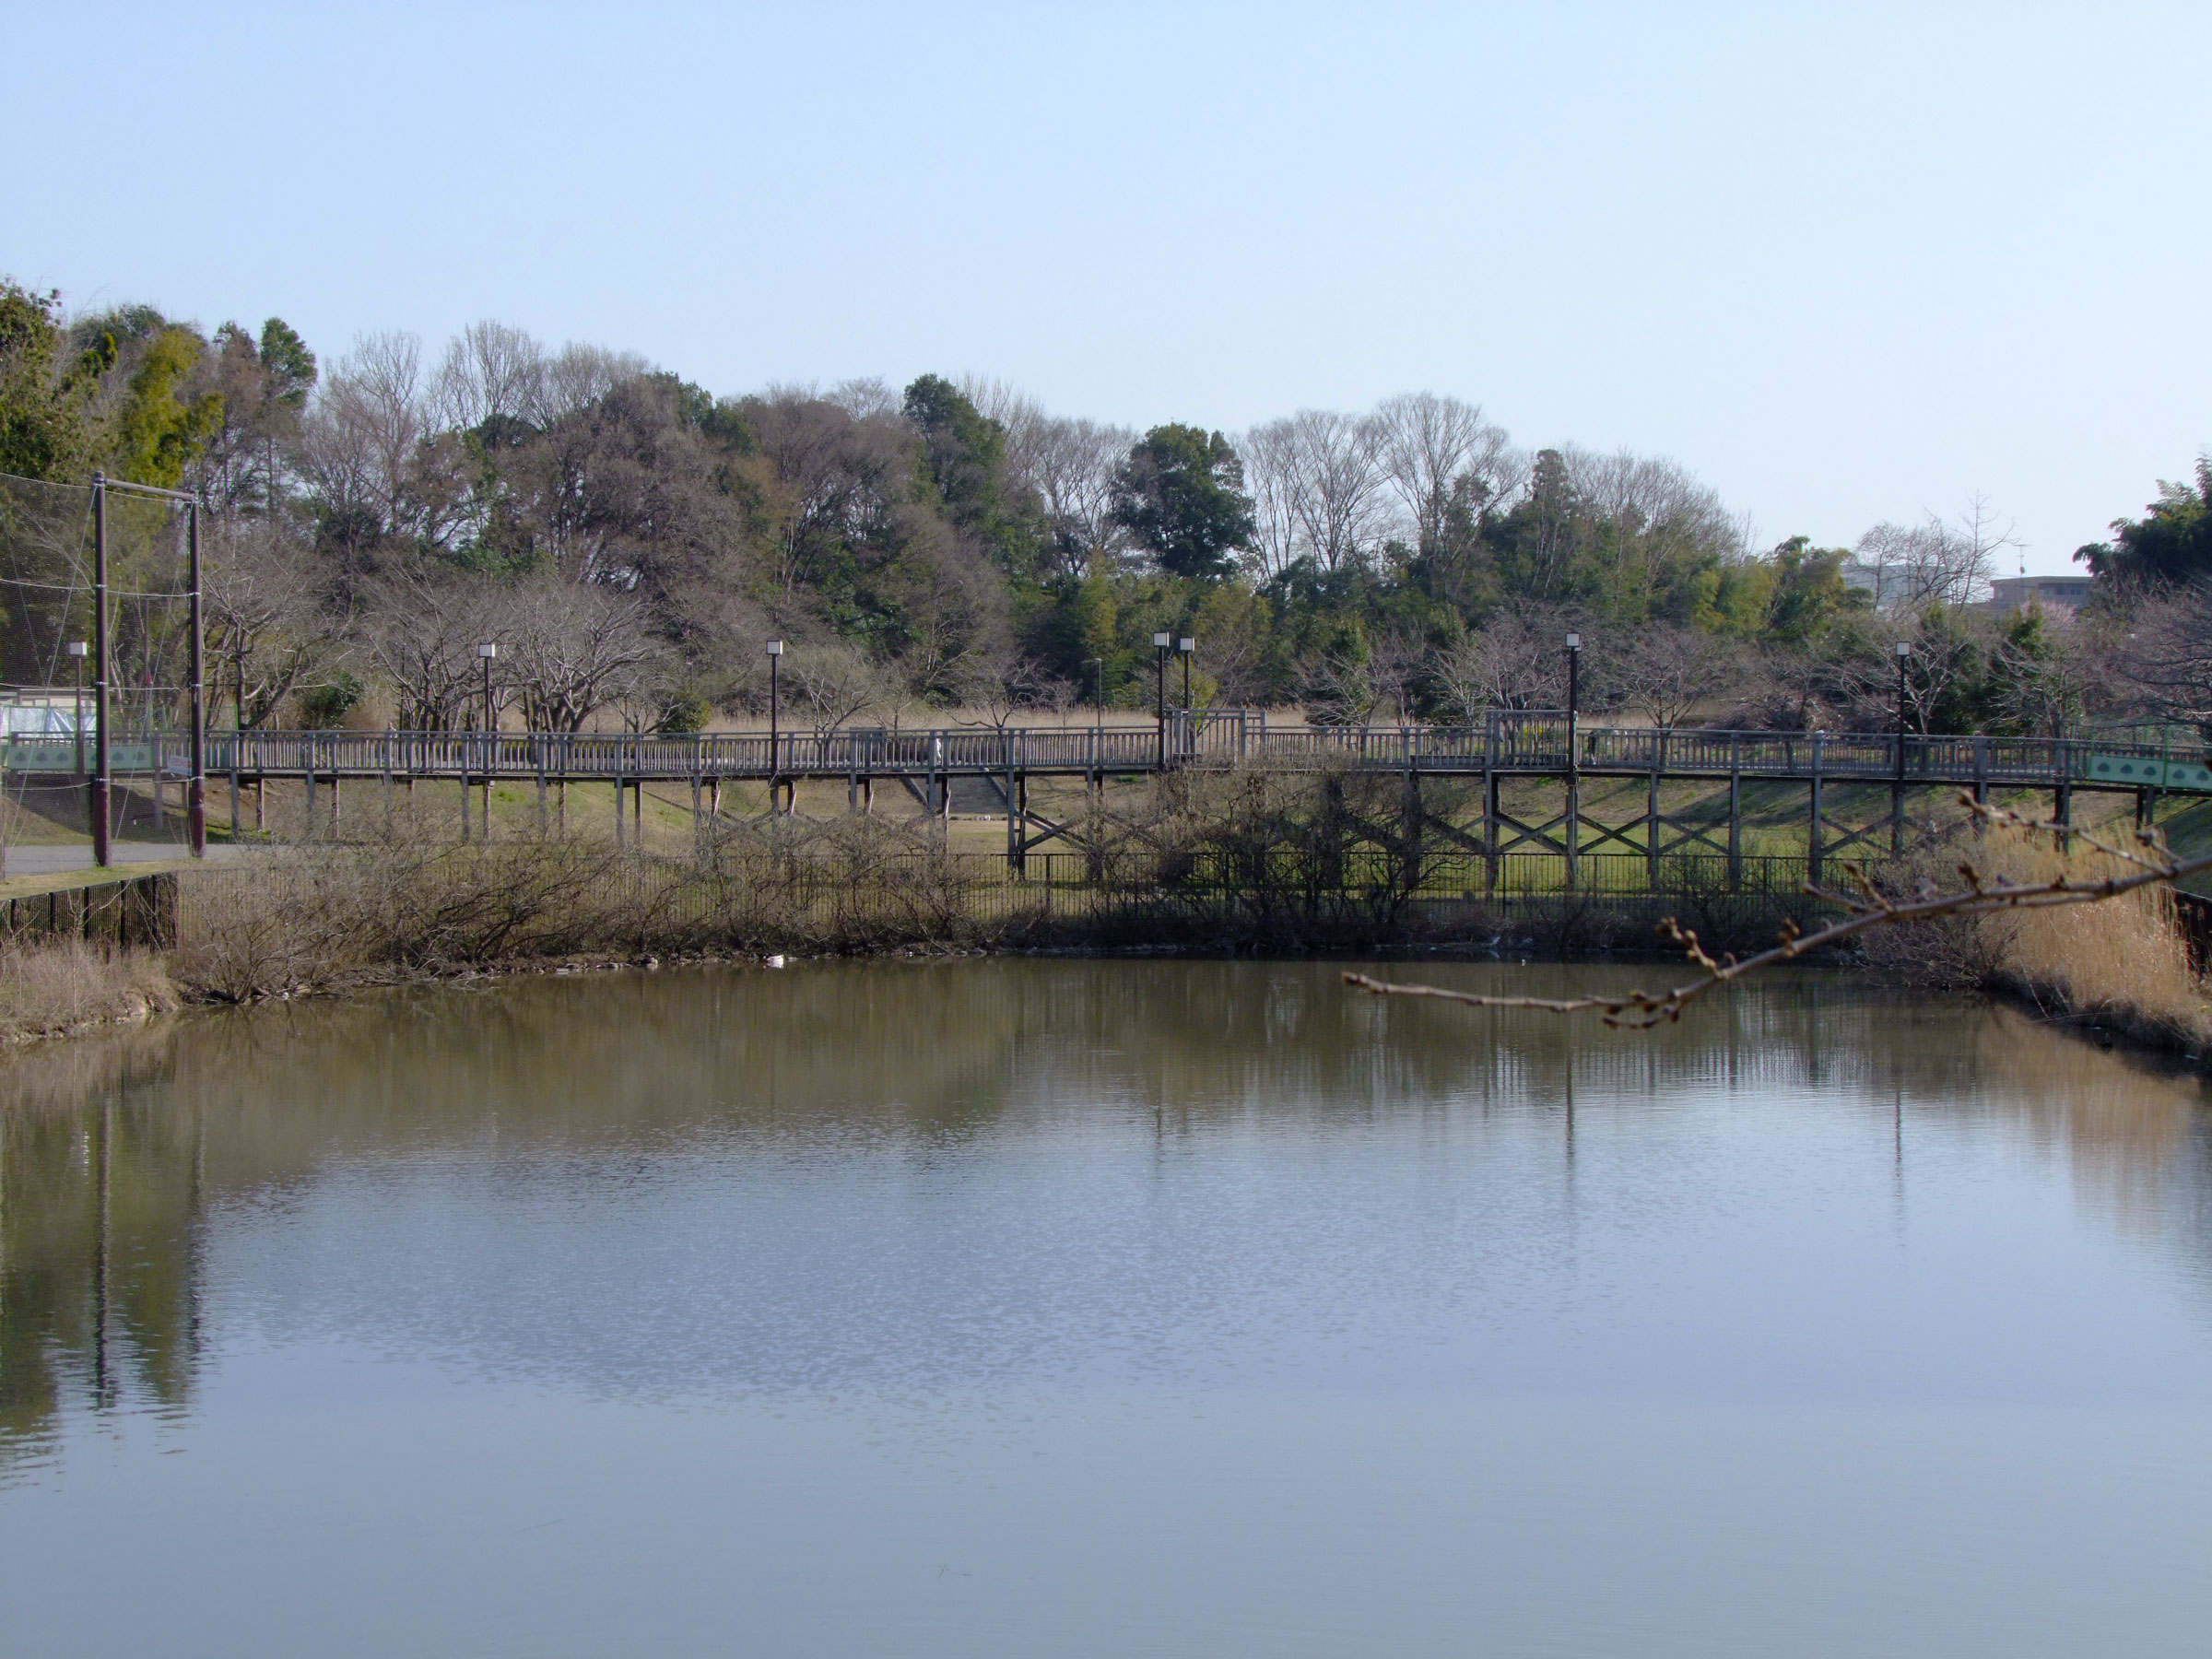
6,2,2208,573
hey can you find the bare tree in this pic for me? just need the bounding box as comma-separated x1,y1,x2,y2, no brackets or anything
1371,392,1518,554
498,577,662,731
1564,447,1745,613
298,331,469,562
1239,418,1303,579
360,572,500,730
1430,607,1573,718
1286,409,1390,571
782,641,899,735
1612,623,1751,728
966,382,1136,582
2113,578,2212,732
1854,496,2016,612
540,342,650,423
434,320,547,431
203,517,339,727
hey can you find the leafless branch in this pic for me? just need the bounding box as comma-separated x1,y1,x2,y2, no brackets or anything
1345,795,2212,1029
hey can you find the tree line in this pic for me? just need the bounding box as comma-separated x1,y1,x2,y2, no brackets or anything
1,276,2206,739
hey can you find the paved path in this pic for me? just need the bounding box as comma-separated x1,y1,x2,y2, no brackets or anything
2,843,252,878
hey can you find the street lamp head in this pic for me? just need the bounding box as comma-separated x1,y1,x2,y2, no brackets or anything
1895,641,1912,659
1565,632,1581,651
66,641,88,658
766,640,784,657
1153,632,1171,649
477,643,498,660
1179,637,1194,654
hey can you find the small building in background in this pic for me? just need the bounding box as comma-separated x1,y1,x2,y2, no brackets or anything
1984,575,2094,618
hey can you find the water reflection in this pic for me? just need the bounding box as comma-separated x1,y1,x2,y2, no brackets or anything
3,959,2205,1458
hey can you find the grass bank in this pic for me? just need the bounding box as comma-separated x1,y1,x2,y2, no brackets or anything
0,937,179,1046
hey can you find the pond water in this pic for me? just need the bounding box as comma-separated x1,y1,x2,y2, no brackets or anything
3,959,2211,1656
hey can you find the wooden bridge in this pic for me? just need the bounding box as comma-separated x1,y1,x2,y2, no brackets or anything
7,712,2206,881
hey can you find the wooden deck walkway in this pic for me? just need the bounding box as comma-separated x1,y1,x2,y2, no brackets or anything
8,712,2206,880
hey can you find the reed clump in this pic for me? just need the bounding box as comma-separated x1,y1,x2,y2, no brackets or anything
171,810,1021,999
1857,823,2212,1051
0,937,179,1043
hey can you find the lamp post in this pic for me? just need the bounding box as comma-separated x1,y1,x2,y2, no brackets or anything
1179,637,1194,757
1893,640,1912,854
478,643,498,731
477,643,498,839
186,500,206,857
766,640,783,813
90,473,110,868
67,641,87,776
1153,631,1171,768
1564,632,1582,747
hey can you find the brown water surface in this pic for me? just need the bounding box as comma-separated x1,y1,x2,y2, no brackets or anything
3,959,2210,1655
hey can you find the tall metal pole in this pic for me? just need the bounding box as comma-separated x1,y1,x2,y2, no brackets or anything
187,501,206,856
767,639,782,814
91,474,111,868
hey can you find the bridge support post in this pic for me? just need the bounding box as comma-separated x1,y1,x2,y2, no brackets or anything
1565,777,1580,894
306,770,317,842
1484,769,1500,899
331,777,341,840
229,767,240,840
1727,735,1742,892
1808,734,1825,888
1483,712,1499,899
559,777,569,836
1646,763,1661,889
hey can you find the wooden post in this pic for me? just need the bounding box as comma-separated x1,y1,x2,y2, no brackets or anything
254,776,265,833
1727,732,1742,892
559,776,569,836
1485,768,1500,900
1005,734,1018,871
330,776,340,840
1564,776,1580,894
1483,711,1499,900
305,768,317,842
1808,732,1825,888
1645,757,1661,889
229,765,240,840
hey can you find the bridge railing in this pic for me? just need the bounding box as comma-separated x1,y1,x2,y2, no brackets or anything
14,720,2209,785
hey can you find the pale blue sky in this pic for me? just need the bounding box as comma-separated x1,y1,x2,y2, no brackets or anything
7,2,2207,571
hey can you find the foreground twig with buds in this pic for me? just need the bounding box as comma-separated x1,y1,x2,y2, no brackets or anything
1346,796,2212,1030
